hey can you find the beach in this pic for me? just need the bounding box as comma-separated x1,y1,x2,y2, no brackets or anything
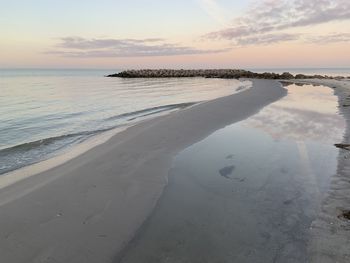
0,78,349,263
3,0,350,261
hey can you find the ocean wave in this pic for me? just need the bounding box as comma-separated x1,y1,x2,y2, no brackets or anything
0,131,97,157
105,102,197,121
0,102,197,158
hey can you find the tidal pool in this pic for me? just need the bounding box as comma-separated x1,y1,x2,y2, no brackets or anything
119,84,346,263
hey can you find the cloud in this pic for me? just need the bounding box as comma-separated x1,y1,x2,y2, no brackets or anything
306,32,350,44
204,0,350,44
232,32,350,46
47,37,229,57
236,33,299,46
197,0,228,26
57,37,165,49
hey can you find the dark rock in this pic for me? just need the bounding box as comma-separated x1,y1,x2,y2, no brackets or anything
338,210,350,220
280,72,294,79
335,144,350,150
295,74,309,79
106,69,345,80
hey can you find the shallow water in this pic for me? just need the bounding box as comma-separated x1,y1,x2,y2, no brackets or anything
0,69,250,174
119,83,346,263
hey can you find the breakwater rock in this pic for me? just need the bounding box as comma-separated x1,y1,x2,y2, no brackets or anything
107,69,346,80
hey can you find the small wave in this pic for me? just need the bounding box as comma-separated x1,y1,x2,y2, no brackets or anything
127,108,177,121
105,102,197,121
0,102,197,158
0,130,106,156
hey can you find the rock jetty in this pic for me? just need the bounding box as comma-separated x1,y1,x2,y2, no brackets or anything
106,69,345,80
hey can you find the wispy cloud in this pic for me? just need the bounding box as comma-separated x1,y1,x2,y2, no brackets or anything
57,37,165,50
47,37,229,57
236,33,299,46
306,32,350,44
204,0,350,45
197,0,228,26
232,32,350,46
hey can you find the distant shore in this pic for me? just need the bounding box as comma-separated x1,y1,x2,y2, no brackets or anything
107,69,347,80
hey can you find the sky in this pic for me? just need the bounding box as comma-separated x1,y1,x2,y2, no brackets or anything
0,0,349,69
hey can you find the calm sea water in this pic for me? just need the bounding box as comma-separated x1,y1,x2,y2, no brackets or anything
0,69,251,174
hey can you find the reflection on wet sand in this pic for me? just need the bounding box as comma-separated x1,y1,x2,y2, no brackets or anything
245,84,345,143
244,83,346,208
119,84,346,263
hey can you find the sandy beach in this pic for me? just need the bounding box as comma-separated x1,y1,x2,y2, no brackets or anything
3,0,350,262
0,79,285,262
0,78,349,263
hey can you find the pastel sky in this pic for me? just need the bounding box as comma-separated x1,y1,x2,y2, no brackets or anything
1,0,349,69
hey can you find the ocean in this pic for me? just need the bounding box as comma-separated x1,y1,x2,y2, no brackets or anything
1,68,349,175
0,69,251,175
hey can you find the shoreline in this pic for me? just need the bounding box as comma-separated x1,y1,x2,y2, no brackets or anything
0,79,285,263
0,77,252,178
0,109,181,190
0,126,129,191
0,81,252,188
0,102,197,177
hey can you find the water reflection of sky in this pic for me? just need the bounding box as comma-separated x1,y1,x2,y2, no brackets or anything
245,84,346,143
120,83,347,263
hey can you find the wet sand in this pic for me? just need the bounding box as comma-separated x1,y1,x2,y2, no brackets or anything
289,79,350,263
0,79,286,263
116,82,347,263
